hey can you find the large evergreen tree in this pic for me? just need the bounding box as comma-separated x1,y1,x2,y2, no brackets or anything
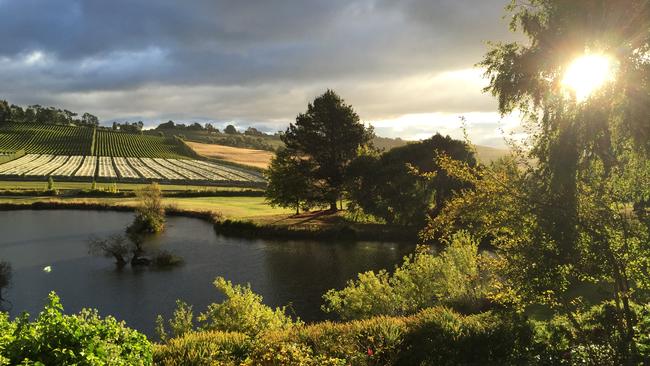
282,90,374,210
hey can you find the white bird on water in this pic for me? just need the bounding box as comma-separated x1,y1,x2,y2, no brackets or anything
43,266,52,273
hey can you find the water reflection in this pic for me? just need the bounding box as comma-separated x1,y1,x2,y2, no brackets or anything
0,210,414,336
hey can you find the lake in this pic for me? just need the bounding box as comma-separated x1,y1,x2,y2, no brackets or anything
0,210,415,336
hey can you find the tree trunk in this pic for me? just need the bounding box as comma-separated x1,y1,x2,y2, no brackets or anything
329,201,338,211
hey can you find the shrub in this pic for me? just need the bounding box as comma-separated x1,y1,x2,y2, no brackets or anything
0,292,152,365
198,277,300,336
154,331,251,366
128,183,165,234
155,307,536,365
323,231,492,319
152,250,184,268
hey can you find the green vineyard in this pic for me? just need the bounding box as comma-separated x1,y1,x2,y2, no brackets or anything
94,130,189,159
0,124,193,159
0,123,94,155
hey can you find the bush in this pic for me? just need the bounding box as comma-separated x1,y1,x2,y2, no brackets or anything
128,183,165,234
0,292,152,365
154,307,536,365
323,231,492,319
152,250,184,268
198,277,300,336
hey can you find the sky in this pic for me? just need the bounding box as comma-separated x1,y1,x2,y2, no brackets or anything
0,0,522,147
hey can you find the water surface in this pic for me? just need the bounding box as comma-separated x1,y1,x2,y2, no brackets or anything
0,210,414,336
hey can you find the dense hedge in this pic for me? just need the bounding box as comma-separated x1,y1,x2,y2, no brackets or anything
154,307,535,365
213,219,419,243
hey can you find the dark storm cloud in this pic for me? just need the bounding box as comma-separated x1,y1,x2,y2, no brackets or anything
0,0,518,145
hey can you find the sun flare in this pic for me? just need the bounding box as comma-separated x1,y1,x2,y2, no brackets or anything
561,54,613,102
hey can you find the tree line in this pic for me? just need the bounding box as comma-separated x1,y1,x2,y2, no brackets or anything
0,100,99,127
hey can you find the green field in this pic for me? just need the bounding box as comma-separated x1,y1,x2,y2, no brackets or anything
95,129,190,158
0,123,94,155
0,195,291,218
0,123,194,159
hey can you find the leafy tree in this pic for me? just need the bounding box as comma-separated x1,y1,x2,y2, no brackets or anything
265,148,315,214
424,1,650,362
127,183,165,235
224,124,238,134
81,112,99,126
0,100,9,123
346,134,476,226
157,120,176,129
282,90,374,210
244,127,265,136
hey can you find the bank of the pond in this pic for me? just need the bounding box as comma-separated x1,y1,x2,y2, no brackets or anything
0,201,419,243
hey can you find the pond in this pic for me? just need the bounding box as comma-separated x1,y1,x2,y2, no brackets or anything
0,210,415,336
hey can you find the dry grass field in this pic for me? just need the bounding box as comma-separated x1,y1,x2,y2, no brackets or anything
187,141,274,169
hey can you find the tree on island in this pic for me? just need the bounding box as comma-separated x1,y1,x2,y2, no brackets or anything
127,183,166,235
276,90,374,211
89,183,176,268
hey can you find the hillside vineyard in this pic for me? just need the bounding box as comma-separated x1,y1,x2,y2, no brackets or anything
0,124,264,186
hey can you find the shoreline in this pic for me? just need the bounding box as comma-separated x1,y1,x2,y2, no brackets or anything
0,201,418,243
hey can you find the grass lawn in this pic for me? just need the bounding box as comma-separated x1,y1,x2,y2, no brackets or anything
0,180,260,192
0,195,292,219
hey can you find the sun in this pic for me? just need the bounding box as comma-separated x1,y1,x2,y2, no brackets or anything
561,54,614,102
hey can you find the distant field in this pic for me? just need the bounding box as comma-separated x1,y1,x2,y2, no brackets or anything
187,141,274,169
95,129,189,159
0,180,261,192
0,154,265,186
0,123,94,155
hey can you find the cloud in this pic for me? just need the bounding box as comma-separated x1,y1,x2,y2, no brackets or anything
0,0,519,146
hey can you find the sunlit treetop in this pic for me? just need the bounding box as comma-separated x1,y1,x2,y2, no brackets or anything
561,54,615,102
480,0,650,150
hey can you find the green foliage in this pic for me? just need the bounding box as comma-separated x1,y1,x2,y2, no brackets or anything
346,134,476,226
95,129,191,159
282,90,374,209
418,0,650,362
323,231,491,320
154,331,251,366
0,292,152,365
265,147,316,214
156,300,194,342
128,183,166,234
0,123,94,155
155,307,536,365
198,277,300,336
